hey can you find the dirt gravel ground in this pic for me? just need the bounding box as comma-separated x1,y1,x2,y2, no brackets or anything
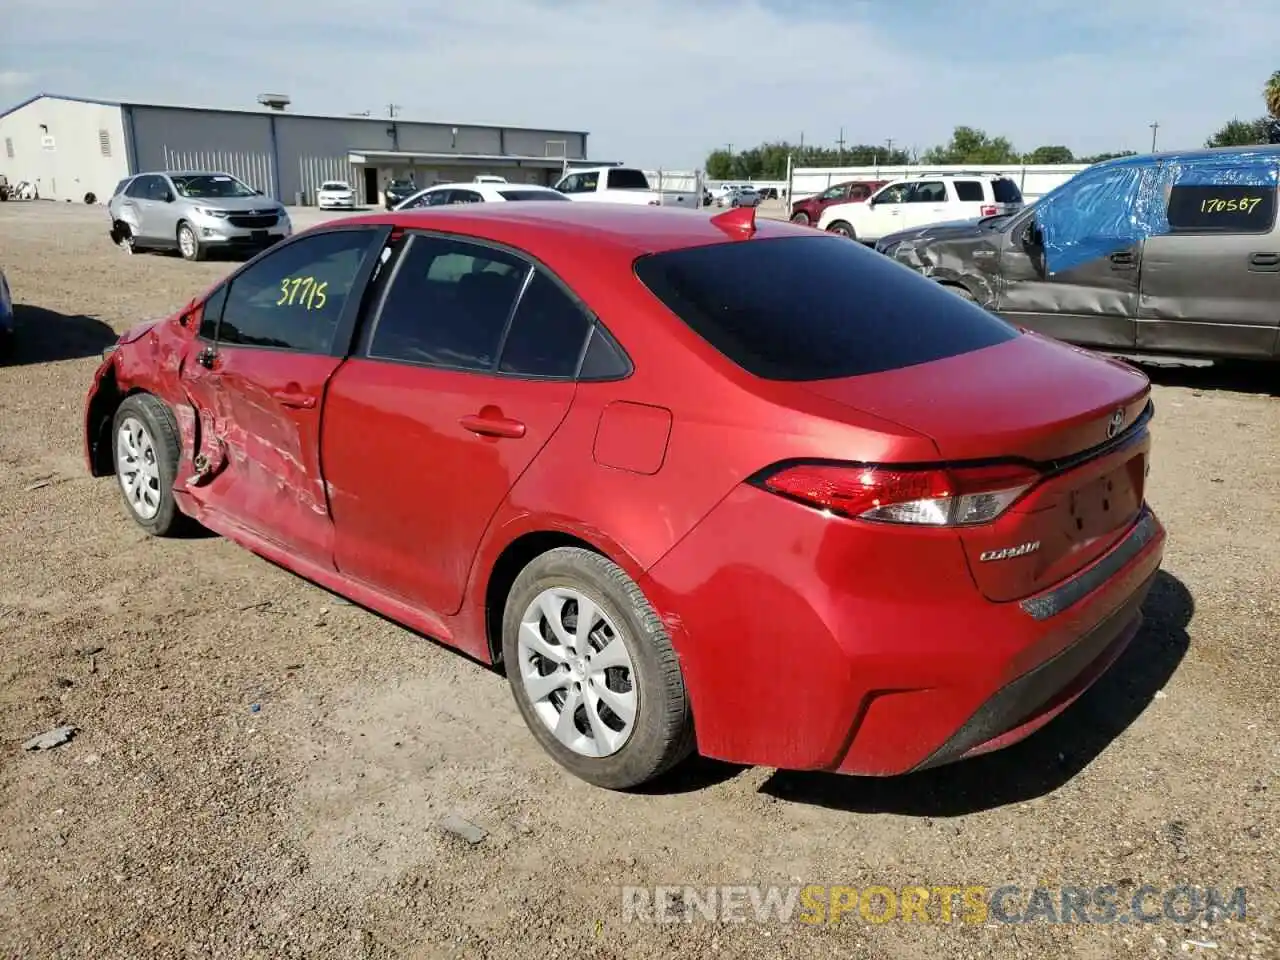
0,201,1276,960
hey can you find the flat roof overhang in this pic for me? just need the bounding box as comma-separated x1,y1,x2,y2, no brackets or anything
347,150,619,168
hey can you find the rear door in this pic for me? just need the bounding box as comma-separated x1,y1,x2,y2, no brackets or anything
952,179,989,220
1136,170,1280,358
323,232,589,615
179,225,389,567
860,182,911,238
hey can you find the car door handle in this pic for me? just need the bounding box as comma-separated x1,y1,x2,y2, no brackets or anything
1249,252,1280,271
270,386,317,409
459,413,526,439
1109,251,1135,269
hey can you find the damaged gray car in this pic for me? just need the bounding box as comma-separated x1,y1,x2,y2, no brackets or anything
878,145,1280,362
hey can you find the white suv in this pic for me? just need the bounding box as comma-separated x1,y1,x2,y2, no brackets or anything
816,174,1024,243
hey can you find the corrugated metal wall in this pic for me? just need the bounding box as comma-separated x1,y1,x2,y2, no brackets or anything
295,155,362,199
160,145,276,196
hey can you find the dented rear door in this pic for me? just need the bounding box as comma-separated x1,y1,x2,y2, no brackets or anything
177,226,389,568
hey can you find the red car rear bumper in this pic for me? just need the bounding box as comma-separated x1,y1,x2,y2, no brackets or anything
641,488,1165,776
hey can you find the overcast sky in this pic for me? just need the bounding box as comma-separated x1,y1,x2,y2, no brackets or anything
0,0,1273,168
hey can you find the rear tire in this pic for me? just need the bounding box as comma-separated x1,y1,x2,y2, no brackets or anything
827,220,856,239
502,547,694,790
790,211,811,225
111,394,192,537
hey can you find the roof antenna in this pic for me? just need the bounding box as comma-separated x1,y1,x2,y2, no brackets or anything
710,204,756,238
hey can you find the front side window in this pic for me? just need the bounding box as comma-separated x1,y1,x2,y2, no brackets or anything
873,183,910,204
216,230,374,352
125,176,152,199
366,235,529,370
170,174,256,199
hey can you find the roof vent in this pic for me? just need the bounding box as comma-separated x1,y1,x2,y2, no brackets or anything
256,93,291,111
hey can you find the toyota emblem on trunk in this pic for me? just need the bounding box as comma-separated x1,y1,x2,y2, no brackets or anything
1106,408,1125,439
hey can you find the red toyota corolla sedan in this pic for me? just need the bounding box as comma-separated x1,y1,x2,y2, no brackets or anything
83,203,1165,790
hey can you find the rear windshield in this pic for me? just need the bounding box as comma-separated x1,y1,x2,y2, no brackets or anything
606,169,651,190
633,235,1019,381
497,189,570,201
992,178,1023,203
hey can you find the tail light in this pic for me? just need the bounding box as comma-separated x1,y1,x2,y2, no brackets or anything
753,461,1041,526
980,204,998,216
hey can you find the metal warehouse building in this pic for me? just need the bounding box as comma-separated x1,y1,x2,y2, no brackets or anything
0,93,593,207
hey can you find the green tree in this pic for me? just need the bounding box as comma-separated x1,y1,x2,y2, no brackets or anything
1206,117,1269,148
1024,145,1074,164
703,141,910,178
921,126,1020,164
1264,69,1280,119
1079,150,1138,164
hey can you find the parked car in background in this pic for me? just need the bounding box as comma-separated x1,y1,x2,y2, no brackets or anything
818,175,1025,243
317,181,356,209
383,179,419,210
790,179,887,225
553,166,699,207
0,265,13,354
879,146,1280,362
717,184,760,208
83,202,1164,791
473,175,509,184
756,187,779,201
394,182,570,209
107,171,292,261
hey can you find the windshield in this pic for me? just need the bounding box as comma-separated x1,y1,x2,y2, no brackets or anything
170,174,257,199
388,180,415,189
321,181,349,190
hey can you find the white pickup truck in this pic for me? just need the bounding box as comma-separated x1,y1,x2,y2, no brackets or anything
552,166,698,207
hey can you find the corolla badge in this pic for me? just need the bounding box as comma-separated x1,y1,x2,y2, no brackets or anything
979,541,1040,562
1105,408,1126,439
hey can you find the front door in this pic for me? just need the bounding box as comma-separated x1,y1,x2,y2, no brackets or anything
323,232,590,616
860,182,910,239
995,167,1145,350
1136,176,1280,358
178,226,388,567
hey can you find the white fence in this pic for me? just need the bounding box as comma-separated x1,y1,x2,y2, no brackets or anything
789,163,1090,202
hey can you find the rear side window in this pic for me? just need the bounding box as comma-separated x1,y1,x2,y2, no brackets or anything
367,234,529,370
1165,183,1278,234
991,179,1023,203
498,271,593,378
497,189,569,201
953,180,984,202
633,236,1019,381
606,169,650,190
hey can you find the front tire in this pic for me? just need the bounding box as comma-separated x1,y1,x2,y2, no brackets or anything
790,211,811,225
112,394,191,537
177,221,206,261
826,220,856,239
502,547,694,790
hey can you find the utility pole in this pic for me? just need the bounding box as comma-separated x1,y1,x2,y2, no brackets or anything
1149,121,1159,152
885,137,895,158
387,103,400,119
836,126,847,166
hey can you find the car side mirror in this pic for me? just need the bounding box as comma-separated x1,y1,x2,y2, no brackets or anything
865,198,876,207
161,192,174,203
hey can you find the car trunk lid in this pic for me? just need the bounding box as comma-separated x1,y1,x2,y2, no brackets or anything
801,334,1153,601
